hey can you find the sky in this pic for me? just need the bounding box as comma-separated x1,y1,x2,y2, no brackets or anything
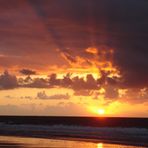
0,0,148,117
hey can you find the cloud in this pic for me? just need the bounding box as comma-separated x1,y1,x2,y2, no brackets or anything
4,95,33,100
61,73,73,88
27,78,49,88
114,48,148,88
0,68,148,105
0,72,147,106
0,103,88,116
0,70,121,97
0,70,18,89
119,88,148,104
86,47,98,54
48,73,99,91
0,0,147,90
19,69,36,75
44,102,88,116
0,104,40,115
61,51,77,64
48,73,61,86
72,74,98,90
74,90,92,96
5,95,13,99
37,91,70,100
104,85,119,99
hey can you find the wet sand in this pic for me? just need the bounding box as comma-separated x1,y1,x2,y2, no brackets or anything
0,142,22,148
0,136,145,148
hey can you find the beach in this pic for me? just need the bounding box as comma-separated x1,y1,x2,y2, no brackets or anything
0,124,148,147
0,116,148,147
0,136,145,148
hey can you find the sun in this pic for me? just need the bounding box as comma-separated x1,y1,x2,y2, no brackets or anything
89,106,106,116
97,109,105,115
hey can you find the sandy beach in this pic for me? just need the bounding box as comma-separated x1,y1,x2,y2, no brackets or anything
0,136,145,148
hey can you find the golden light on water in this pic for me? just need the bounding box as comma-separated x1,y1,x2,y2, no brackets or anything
97,143,103,148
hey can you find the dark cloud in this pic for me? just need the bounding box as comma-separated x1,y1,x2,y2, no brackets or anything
27,78,49,88
0,70,100,93
0,0,148,91
61,73,72,87
48,73,99,91
0,70,18,89
72,74,98,90
37,91,70,100
38,0,148,88
19,69,36,75
114,49,148,88
1,70,148,104
48,73,61,87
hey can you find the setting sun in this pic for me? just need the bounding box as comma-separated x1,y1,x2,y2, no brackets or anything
98,109,105,115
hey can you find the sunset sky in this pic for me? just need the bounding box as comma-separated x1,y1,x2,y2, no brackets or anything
0,0,148,117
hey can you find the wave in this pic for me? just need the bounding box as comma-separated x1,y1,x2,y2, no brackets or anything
0,123,148,146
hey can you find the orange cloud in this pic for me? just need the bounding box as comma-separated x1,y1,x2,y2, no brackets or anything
86,47,98,54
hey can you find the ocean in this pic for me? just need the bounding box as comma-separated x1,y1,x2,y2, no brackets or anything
0,116,148,147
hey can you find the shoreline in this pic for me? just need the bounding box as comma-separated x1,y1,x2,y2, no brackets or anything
0,132,148,147
0,123,148,147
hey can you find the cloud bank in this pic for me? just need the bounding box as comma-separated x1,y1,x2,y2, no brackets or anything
0,0,148,106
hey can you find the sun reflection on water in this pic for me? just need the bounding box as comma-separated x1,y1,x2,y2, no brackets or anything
97,143,103,148
0,136,143,148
